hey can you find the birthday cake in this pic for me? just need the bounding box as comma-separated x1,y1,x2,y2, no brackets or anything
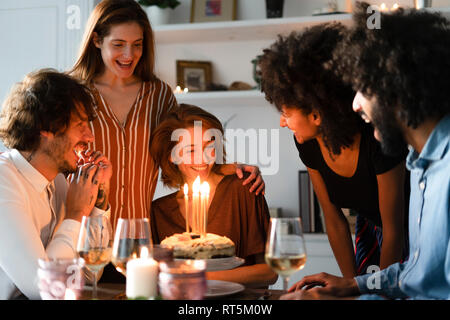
160,233,235,259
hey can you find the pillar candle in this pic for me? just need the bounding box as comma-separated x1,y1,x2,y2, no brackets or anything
126,247,158,299
184,183,189,233
192,176,201,234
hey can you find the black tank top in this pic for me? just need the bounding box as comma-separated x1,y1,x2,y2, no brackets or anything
295,124,408,226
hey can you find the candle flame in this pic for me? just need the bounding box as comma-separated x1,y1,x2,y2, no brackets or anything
380,3,387,11
183,88,189,93
193,176,201,194
140,246,149,259
392,3,399,10
184,183,188,195
64,289,76,300
200,181,210,195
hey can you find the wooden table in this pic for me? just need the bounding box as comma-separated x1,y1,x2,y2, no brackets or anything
80,283,284,300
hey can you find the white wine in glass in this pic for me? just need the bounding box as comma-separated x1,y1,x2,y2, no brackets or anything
77,215,112,299
265,217,307,291
111,218,152,277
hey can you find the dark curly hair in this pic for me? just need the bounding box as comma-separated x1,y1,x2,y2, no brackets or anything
332,2,450,128
258,22,363,155
0,68,96,152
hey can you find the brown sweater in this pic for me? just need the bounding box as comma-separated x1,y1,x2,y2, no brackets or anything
150,175,270,263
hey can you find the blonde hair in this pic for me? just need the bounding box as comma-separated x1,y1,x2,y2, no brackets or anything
69,0,156,84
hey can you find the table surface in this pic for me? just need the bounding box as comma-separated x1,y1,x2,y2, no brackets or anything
80,283,285,300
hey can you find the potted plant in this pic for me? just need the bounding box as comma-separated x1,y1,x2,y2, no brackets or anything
138,0,181,26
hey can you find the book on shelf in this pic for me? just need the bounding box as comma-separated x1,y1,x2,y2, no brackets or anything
298,170,325,233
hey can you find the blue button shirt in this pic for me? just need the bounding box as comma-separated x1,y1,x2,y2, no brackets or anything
355,115,450,299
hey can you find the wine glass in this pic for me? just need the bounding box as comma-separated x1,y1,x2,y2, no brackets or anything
111,218,152,277
265,217,307,292
77,215,112,299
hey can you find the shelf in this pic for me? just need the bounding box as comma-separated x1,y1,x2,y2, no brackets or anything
154,7,450,44
174,90,271,108
154,14,352,44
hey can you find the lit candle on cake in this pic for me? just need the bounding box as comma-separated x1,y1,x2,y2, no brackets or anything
192,176,201,234
200,181,210,237
126,247,158,299
184,183,189,233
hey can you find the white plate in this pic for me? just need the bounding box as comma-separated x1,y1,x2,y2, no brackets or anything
205,280,245,298
205,256,245,271
175,256,245,271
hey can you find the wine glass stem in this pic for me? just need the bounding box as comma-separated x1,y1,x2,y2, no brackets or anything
92,271,98,299
283,276,289,292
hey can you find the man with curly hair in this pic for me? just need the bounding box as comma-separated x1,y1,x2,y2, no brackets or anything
281,3,450,300
258,22,408,279
0,69,112,299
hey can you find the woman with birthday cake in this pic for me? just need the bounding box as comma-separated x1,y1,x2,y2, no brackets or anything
150,104,278,288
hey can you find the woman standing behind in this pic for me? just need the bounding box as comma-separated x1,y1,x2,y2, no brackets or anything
258,23,408,278
70,0,176,232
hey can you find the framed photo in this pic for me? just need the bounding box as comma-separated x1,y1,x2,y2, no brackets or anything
190,0,237,23
176,60,212,92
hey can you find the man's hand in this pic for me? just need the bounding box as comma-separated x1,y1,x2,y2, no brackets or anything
286,272,360,297
81,150,112,185
66,163,101,221
81,150,111,210
67,151,112,219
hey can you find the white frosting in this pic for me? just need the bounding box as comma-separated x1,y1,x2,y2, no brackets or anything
161,232,235,259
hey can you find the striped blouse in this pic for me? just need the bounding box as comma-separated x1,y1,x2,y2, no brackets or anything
89,79,177,230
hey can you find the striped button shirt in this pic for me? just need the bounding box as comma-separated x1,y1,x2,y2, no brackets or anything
89,79,177,230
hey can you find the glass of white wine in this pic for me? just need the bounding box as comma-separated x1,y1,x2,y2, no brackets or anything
77,215,112,299
111,218,152,277
265,217,307,292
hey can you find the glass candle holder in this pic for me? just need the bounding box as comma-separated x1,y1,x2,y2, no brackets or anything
158,260,207,300
37,258,85,300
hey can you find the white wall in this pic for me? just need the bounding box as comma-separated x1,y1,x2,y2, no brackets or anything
0,0,96,152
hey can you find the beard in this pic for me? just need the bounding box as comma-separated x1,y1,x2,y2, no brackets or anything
370,103,407,157
42,134,78,175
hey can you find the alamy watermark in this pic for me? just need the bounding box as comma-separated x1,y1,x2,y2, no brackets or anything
366,265,381,290
366,5,382,30
66,5,81,30
170,121,280,175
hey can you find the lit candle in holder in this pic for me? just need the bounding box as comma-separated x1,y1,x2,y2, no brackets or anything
192,176,201,234
64,289,77,300
391,3,399,10
174,86,182,94
184,183,189,233
126,247,158,299
183,87,189,93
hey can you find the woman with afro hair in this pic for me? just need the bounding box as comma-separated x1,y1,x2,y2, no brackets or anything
258,22,409,279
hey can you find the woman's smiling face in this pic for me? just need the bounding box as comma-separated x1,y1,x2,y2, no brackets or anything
279,106,320,144
175,126,217,183
94,22,144,80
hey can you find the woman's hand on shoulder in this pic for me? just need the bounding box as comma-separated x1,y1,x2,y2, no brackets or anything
236,164,265,195
218,163,265,195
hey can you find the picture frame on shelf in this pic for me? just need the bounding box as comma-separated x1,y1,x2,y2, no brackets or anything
176,60,212,92
190,0,237,23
